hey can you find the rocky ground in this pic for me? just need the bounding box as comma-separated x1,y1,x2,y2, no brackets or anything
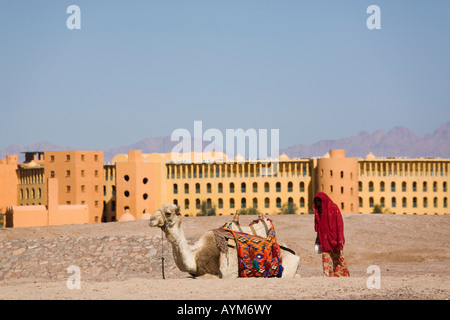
0,214,449,300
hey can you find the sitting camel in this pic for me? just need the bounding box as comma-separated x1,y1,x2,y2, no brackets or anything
149,204,300,279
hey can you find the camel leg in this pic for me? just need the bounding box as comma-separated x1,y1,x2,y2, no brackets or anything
280,251,300,278
218,250,239,279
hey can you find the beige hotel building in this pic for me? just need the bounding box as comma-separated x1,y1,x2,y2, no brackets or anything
0,149,448,227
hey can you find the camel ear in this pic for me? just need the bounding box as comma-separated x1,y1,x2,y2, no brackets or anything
175,205,181,216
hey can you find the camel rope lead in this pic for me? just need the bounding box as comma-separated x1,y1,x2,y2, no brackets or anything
161,228,165,280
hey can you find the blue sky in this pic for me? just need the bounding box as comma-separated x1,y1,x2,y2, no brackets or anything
1,0,449,150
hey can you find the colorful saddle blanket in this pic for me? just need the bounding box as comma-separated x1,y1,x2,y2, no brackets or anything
220,217,283,278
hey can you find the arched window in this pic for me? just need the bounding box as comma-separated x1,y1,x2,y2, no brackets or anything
369,182,374,192
402,197,407,208
299,197,305,208
288,182,293,192
392,197,396,208
241,182,246,193
252,198,258,209
196,199,200,210
252,182,258,193
241,198,246,209
218,183,223,193
380,181,385,192
402,182,407,192
359,197,363,208
276,197,281,208
207,183,212,193
276,182,281,192
423,197,428,208
230,183,235,193
264,197,270,208
230,198,235,209
264,182,270,193
413,197,417,208
299,182,305,192
184,199,189,209
423,182,427,192
184,183,189,194
173,184,178,194
195,183,200,194
391,182,396,192
218,198,223,209
369,197,374,208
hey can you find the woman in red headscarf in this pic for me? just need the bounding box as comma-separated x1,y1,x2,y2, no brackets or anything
313,192,350,277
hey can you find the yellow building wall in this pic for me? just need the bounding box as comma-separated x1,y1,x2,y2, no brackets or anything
316,150,359,213
17,167,46,206
103,163,117,221
0,155,19,213
10,177,89,227
358,159,450,214
166,156,312,216
114,150,161,221
45,151,103,223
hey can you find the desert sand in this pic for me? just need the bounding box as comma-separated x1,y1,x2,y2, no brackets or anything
0,213,449,300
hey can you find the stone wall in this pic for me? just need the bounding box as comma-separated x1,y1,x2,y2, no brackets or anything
0,233,182,282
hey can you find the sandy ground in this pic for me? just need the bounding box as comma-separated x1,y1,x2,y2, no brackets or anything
0,214,449,300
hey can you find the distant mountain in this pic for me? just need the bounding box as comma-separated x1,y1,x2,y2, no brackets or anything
0,142,72,162
103,136,177,163
280,122,450,159
1,122,449,162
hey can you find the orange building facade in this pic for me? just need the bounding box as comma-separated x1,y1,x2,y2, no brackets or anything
0,148,448,228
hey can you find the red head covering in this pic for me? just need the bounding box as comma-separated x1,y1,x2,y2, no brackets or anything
313,192,345,252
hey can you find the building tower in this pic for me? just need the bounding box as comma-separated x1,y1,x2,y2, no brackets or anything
316,149,358,213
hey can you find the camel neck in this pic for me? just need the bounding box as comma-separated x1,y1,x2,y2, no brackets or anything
163,222,196,274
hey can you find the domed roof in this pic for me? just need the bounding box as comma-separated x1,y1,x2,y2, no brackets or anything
279,153,290,161
234,154,245,163
365,152,376,160
119,212,136,222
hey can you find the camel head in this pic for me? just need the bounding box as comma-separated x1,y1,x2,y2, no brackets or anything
149,204,181,229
